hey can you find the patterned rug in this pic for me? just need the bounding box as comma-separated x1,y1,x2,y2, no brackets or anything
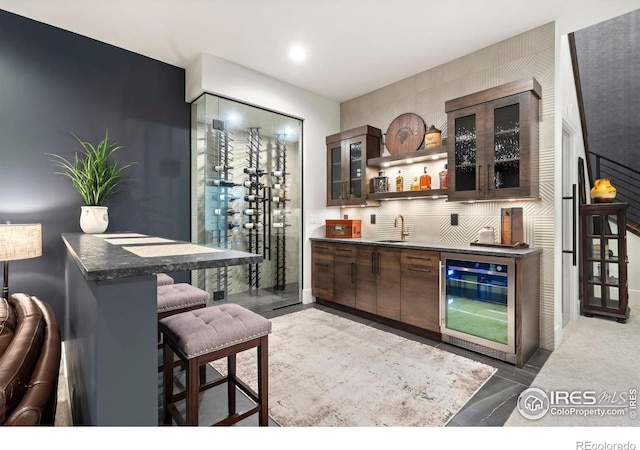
211,307,496,426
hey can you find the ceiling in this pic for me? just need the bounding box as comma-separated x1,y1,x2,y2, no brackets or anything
1,0,638,102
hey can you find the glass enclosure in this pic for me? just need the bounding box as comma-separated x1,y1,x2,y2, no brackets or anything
330,143,343,201
191,93,303,313
441,253,515,353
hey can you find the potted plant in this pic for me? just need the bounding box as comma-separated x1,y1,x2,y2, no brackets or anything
48,130,134,233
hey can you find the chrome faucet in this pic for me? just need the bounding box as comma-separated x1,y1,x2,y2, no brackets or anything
394,214,409,241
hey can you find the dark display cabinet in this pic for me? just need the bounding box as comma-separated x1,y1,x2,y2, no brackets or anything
445,78,541,201
326,125,381,206
580,203,629,323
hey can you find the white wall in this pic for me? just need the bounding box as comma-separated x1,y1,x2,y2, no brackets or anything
185,53,340,304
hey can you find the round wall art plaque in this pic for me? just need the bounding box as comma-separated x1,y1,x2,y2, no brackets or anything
385,113,427,154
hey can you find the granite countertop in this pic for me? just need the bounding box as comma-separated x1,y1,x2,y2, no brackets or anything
62,232,263,281
310,237,542,258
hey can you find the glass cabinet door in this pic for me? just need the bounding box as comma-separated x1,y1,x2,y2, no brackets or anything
492,103,520,190
585,213,620,309
453,114,478,193
347,139,363,200
329,143,344,201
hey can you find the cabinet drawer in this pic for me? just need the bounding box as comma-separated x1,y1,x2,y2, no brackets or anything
312,242,334,260
333,244,357,262
401,249,439,272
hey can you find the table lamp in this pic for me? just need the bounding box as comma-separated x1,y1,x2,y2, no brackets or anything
0,223,42,299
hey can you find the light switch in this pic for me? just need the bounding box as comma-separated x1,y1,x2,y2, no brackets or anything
371,214,376,224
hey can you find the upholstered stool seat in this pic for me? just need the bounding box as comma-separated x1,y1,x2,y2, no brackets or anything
157,283,209,317
156,273,174,286
160,303,271,426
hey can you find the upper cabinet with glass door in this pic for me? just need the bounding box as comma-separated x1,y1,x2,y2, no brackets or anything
326,125,382,206
445,78,541,201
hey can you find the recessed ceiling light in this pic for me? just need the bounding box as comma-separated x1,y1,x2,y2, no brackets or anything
289,45,306,62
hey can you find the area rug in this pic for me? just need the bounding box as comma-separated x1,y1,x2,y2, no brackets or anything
211,307,497,426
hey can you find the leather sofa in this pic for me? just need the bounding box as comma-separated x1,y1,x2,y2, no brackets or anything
0,293,61,426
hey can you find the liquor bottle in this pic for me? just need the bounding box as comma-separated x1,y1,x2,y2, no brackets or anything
439,164,448,189
419,167,432,190
395,170,403,192
410,177,420,191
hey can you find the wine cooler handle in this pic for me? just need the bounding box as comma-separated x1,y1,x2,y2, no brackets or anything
351,262,355,283
478,165,483,192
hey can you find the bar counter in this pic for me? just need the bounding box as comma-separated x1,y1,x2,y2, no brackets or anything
62,232,262,426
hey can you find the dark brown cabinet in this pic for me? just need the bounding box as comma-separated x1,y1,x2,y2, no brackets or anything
355,245,401,319
333,244,357,308
400,249,440,332
326,125,381,207
580,203,629,322
311,241,334,300
445,78,541,201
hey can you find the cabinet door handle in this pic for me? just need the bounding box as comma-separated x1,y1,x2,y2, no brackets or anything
408,266,432,273
478,165,483,192
377,252,381,275
351,262,355,283
336,248,352,253
371,252,376,275
315,262,329,268
316,246,330,251
406,255,433,262
562,183,577,266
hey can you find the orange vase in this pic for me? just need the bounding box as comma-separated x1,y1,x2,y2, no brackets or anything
591,179,616,203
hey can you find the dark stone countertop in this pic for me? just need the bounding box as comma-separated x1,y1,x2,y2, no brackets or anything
62,232,263,281
310,237,542,258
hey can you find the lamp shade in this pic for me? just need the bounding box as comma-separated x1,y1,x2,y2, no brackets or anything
0,224,42,261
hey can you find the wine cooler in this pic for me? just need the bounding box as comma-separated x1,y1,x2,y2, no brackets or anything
440,252,516,363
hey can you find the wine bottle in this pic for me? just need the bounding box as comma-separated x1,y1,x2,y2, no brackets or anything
244,167,265,176
272,196,290,203
244,194,263,202
211,179,235,187
271,170,290,178
243,209,261,216
243,222,263,230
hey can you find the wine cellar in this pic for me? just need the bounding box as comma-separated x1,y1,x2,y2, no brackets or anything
191,93,302,312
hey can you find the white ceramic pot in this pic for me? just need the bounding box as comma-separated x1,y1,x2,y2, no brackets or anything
478,226,495,244
80,206,109,234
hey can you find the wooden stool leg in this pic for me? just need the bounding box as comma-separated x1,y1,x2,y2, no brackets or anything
258,335,269,426
186,358,200,425
162,342,174,425
227,354,236,416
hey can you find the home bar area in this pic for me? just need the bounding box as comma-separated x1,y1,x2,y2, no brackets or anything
62,232,262,425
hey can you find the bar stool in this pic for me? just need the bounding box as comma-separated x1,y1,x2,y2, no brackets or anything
159,303,271,426
156,273,174,286
157,283,209,373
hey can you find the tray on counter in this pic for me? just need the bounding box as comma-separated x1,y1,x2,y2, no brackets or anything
470,240,529,249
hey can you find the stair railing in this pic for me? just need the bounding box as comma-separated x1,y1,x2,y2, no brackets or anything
590,151,640,226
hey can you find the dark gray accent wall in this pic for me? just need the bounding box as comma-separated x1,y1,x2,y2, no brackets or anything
574,10,640,170
0,10,191,333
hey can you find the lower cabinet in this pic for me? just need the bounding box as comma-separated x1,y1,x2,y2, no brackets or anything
333,244,357,308
400,249,440,332
311,241,334,300
355,245,401,319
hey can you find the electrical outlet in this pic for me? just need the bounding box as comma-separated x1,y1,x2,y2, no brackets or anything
343,214,348,220
451,213,458,226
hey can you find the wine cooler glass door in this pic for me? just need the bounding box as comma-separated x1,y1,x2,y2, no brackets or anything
441,252,515,355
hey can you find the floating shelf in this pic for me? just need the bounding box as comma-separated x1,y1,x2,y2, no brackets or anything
367,189,448,201
367,142,448,168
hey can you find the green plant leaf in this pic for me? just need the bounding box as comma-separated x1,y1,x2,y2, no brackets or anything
46,130,136,206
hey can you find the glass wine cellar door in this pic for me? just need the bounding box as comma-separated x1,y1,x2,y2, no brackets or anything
191,93,303,313
440,252,515,355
